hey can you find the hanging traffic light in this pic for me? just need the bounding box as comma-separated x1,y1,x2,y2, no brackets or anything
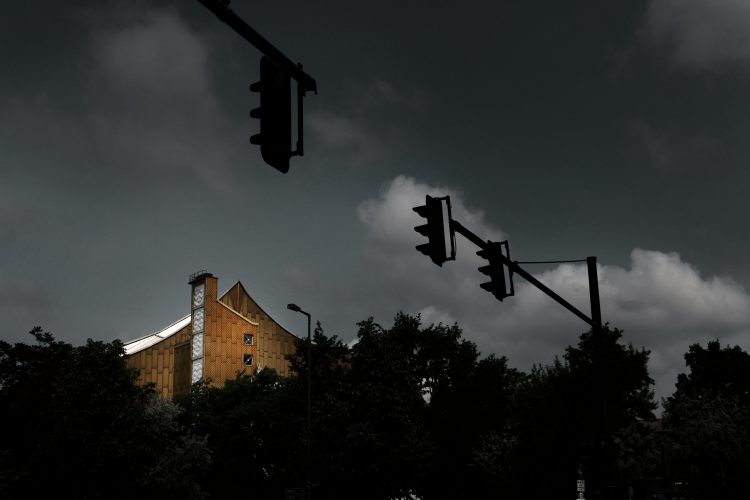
250,56,292,173
477,241,513,301
413,195,448,266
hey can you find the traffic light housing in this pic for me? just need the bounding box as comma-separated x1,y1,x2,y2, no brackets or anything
477,241,513,301
250,56,292,173
413,195,448,266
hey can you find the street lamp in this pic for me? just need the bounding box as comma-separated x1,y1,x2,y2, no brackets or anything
287,303,311,499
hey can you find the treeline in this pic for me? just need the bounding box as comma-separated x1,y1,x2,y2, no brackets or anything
1,316,749,499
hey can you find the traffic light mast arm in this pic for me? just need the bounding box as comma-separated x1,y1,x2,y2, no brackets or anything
196,0,317,93
508,259,595,328
450,219,595,328
449,219,488,249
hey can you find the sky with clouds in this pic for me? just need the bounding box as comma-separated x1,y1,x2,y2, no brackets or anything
2,0,750,405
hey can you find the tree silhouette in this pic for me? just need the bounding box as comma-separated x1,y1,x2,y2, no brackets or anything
0,327,209,499
663,341,750,499
509,326,655,499
1,318,673,500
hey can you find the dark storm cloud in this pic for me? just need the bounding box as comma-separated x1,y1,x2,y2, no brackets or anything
0,190,27,244
3,0,750,405
629,120,726,174
308,79,429,168
84,7,240,186
2,3,247,192
641,0,750,73
0,276,53,311
0,183,57,252
309,112,382,167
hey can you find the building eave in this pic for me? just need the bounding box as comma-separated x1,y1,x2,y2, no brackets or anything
123,315,191,356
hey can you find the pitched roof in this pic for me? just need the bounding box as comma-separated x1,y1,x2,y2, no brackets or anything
123,315,190,356
122,281,271,356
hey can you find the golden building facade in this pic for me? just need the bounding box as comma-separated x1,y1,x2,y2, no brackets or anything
124,272,297,399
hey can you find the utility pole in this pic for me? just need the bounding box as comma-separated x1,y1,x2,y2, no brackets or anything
413,195,607,500
587,256,602,331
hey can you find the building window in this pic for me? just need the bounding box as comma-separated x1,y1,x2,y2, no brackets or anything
243,354,254,366
243,333,254,346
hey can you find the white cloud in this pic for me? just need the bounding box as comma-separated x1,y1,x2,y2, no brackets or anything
417,305,458,328
359,175,750,405
358,175,504,284
642,0,750,72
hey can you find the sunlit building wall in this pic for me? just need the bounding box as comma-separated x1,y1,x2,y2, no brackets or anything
124,272,297,399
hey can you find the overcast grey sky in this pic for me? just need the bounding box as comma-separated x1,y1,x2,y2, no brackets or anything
3,0,750,404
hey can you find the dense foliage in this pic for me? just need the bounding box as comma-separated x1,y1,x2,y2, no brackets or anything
0,327,210,499
662,341,750,499
2,321,748,499
508,325,656,499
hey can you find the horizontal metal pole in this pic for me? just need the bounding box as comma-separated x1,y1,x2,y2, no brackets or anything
196,0,317,93
451,219,594,327
450,220,488,250
508,262,594,327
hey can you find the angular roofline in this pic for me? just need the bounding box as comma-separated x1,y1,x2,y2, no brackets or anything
223,281,299,339
123,279,299,357
123,314,191,356
216,299,260,325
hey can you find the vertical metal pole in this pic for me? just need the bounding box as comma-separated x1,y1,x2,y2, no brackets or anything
579,257,607,495
306,313,311,500
587,256,602,331
587,256,607,499
287,303,313,498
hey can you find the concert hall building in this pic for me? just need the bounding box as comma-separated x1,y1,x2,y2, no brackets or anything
123,271,297,399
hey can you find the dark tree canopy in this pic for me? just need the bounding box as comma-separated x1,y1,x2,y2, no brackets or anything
0,327,209,500
260,313,522,500
4,317,715,500
663,340,750,500
509,325,656,500
178,368,300,498
564,326,656,431
675,340,750,401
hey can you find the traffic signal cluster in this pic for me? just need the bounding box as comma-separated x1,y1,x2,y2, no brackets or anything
411,193,600,334
250,56,292,173
413,195,513,301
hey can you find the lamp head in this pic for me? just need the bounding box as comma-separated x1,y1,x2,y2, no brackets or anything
287,303,301,312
